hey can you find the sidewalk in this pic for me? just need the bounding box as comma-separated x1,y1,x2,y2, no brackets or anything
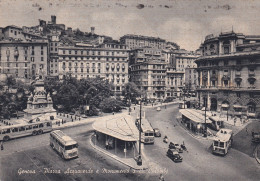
52,110,130,130
254,144,260,164
89,135,148,170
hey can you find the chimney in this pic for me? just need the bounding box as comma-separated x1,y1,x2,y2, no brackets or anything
91,27,95,35
51,15,56,24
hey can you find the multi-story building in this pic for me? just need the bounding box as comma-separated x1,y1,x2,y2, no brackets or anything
129,47,189,100
58,43,129,94
185,67,198,95
196,31,260,118
120,34,167,50
172,49,198,72
48,34,61,77
0,39,48,82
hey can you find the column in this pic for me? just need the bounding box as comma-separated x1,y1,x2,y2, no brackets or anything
207,93,211,111
218,71,221,87
219,41,223,55
230,69,233,88
200,71,202,86
207,70,210,87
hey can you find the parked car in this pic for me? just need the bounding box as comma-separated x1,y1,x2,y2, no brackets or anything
153,128,161,137
157,107,161,111
169,142,183,153
167,149,183,162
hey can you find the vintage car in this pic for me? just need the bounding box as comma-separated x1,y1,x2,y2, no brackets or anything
169,142,183,153
166,149,183,162
153,128,161,137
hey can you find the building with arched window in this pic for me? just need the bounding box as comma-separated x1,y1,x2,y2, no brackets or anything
196,31,260,118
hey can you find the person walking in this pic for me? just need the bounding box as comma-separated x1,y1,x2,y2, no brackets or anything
1,141,4,151
246,127,248,135
159,174,165,181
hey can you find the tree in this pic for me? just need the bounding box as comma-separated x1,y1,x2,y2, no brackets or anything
99,98,123,113
122,82,142,106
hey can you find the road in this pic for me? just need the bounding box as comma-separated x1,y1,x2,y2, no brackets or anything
142,104,260,181
0,122,156,181
1,104,259,181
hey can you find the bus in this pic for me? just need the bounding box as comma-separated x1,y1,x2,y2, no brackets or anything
50,130,79,160
135,118,154,144
209,116,224,131
0,118,52,141
212,129,233,155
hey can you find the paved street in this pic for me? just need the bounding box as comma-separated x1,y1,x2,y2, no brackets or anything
0,122,156,181
1,104,260,181
142,104,260,181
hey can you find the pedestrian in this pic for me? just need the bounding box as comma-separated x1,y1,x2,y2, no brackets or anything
246,127,248,135
183,141,185,146
165,105,167,109
159,174,165,181
105,140,108,149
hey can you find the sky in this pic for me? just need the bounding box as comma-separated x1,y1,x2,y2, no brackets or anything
0,0,260,51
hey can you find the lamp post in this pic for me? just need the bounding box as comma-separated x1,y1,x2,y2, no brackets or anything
136,97,142,166
204,98,207,137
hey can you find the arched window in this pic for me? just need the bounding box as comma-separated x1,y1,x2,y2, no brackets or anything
247,102,256,113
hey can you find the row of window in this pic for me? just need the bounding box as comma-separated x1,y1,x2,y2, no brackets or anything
61,56,126,61
62,50,126,56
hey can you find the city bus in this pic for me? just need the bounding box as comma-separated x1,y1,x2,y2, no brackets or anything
0,119,52,141
50,130,79,159
208,116,224,131
135,118,154,144
212,129,233,155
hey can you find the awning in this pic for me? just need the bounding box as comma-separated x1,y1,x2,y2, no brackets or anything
179,109,211,124
233,105,242,108
92,115,139,142
221,104,229,108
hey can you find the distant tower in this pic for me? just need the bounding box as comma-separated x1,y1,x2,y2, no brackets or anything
91,27,95,35
51,15,56,24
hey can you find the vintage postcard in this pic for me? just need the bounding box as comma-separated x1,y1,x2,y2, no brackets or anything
0,0,259,181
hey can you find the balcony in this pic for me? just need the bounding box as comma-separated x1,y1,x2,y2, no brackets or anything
248,72,255,77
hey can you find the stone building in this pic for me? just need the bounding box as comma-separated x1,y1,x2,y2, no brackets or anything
120,34,167,50
58,43,129,95
196,31,260,118
0,39,48,82
185,67,198,95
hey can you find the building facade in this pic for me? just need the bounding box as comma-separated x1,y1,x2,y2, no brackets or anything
120,34,167,50
185,67,198,95
196,31,260,118
58,43,129,94
129,47,185,100
0,39,48,82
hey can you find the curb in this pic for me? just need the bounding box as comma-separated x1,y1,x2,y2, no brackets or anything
254,144,260,164
89,136,148,170
52,112,129,130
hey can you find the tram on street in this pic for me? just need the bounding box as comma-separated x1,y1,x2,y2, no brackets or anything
50,130,79,159
136,117,154,144
0,118,52,141
212,128,233,155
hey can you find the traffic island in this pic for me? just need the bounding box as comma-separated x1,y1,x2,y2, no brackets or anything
90,134,148,170
91,115,148,170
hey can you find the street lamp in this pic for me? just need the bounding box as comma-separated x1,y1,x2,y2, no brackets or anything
204,98,207,137
136,97,142,166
